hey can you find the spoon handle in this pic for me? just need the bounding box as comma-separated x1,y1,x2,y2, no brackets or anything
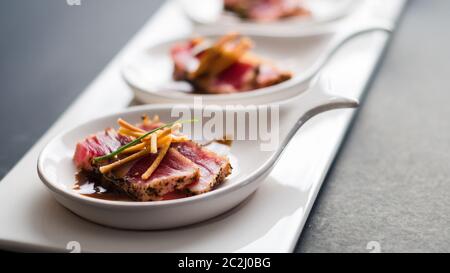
274,75,358,164
303,21,393,83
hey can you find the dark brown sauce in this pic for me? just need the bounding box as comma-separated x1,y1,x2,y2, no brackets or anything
200,136,233,148
74,140,234,202
214,138,233,147
74,171,133,201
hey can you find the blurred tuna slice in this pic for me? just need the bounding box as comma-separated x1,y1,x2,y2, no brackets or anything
170,33,292,93
224,0,311,21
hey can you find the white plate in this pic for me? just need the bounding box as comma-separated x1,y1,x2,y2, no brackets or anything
182,0,359,37
37,77,357,230
123,32,336,105
123,21,391,105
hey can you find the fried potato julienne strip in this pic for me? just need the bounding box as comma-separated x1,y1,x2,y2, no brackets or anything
141,136,172,180
189,33,240,79
171,123,182,133
150,133,157,154
154,134,188,146
122,138,163,154
99,149,149,174
119,125,183,154
119,126,168,140
172,135,189,142
209,37,253,77
122,142,147,154
240,52,261,66
190,33,254,80
118,118,146,133
118,128,144,138
216,32,240,48
102,121,186,176
157,127,172,138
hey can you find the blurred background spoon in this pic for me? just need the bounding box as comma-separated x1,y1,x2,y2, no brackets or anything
122,20,392,105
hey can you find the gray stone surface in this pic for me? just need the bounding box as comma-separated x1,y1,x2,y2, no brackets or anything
0,0,163,179
295,0,450,253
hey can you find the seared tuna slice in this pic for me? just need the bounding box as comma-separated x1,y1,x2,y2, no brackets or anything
172,141,232,194
73,128,131,171
161,190,190,200
171,38,203,81
198,61,256,94
105,148,200,201
256,63,292,88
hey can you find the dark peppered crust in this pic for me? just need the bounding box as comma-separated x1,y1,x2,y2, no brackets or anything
182,142,233,194
207,159,232,192
103,172,199,201
101,148,201,201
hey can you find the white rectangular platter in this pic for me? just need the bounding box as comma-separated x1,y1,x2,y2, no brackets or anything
0,0,406,252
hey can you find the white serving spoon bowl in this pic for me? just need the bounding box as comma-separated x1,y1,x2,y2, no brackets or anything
122,23,391,105
37,76,357,230
181,0,359,37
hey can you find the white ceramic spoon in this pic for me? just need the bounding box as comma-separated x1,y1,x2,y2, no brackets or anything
37,75,357,230
180,0,359,37
122,22,391,105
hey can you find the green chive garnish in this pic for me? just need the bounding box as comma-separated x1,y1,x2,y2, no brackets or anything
93,119,198,163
